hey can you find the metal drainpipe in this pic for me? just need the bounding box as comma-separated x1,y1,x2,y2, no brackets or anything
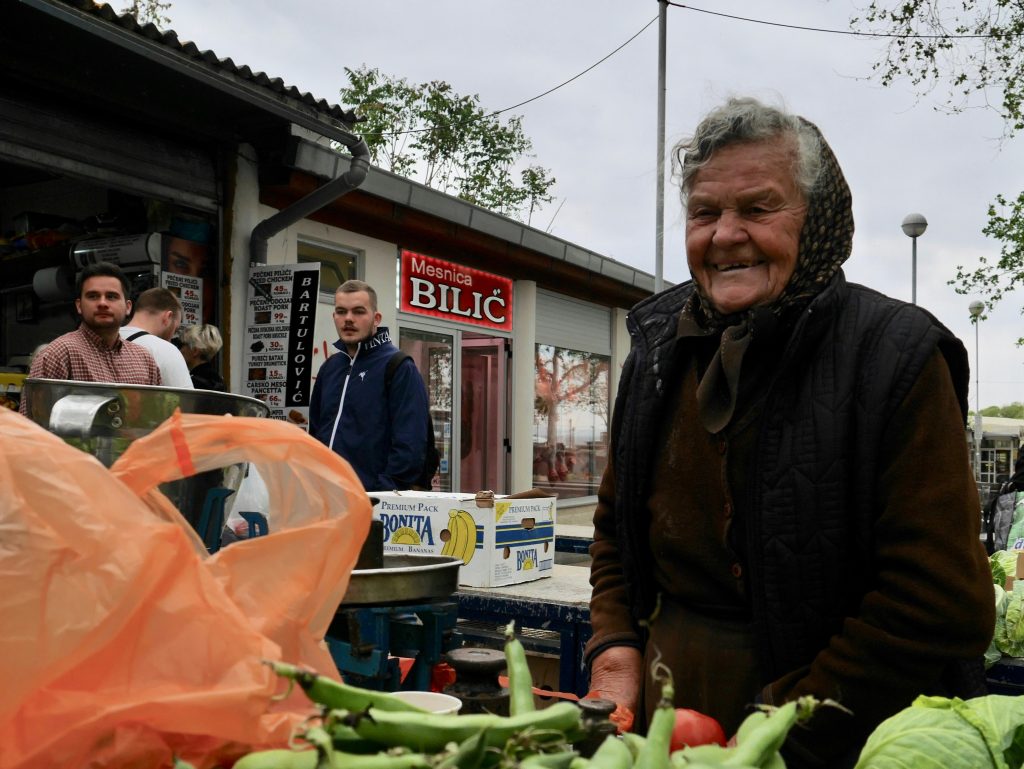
249,135,370,266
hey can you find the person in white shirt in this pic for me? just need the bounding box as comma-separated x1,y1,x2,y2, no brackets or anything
119,287,194,389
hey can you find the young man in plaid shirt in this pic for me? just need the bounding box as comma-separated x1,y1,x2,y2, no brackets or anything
21,261,161,415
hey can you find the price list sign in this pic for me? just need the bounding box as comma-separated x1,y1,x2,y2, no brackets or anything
160,272,203,327
243,263,320,427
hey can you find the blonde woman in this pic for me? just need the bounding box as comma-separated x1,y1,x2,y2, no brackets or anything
179,324,226,391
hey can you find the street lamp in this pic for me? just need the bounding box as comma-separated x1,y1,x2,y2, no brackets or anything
901,213,928,305
969,300,985,482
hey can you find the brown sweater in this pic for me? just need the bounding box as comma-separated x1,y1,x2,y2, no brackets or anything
587,348,994,762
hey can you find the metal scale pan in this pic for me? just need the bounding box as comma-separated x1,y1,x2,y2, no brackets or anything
341,554,462,606
330,526,462,690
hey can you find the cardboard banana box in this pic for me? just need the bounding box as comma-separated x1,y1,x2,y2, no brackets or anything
371,490,556,587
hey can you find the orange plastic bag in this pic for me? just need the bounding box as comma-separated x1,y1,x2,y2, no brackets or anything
0,408,371,769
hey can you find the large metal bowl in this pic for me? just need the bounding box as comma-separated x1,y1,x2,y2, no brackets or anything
20,378,270,532
341,554,462,606
22,379,269,453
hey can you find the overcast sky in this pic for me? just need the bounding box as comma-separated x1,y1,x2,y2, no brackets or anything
162,0,1024,408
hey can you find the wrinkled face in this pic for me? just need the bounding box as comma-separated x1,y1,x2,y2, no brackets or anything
333,290,381,352
76,276,131,333
685,137,808,315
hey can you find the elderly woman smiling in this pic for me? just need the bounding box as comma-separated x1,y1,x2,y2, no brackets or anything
584,98,993,768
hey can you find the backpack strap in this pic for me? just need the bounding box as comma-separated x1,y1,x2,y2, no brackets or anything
385,350,411,387
126,330,149,342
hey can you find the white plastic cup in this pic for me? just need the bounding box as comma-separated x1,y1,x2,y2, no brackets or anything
391,690,463,715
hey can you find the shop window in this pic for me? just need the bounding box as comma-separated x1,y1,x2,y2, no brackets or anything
533,344,610,501
297,240,358,299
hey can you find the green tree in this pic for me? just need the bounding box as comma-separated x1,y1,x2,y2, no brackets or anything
851,2,1024,338
981,402,1024,419
121,0,172,27
340,66,555,223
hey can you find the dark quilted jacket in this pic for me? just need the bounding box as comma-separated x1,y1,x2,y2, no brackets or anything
610,270,972,681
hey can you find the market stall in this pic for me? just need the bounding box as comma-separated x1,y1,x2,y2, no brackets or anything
457,562,593,697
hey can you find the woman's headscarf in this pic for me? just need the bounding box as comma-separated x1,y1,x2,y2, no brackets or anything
675,110,855,432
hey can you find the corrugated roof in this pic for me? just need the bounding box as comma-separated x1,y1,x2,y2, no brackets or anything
55,0,360,127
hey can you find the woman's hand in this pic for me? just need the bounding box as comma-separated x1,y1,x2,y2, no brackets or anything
588,645,643,714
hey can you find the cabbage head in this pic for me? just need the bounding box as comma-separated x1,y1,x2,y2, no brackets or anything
996,581,1024,657
986,584,1009,669
854,694,1024,769
991,550,1017,586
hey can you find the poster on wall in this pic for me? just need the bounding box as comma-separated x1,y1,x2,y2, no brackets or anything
399,249,513,332
160,272,202,327
242,263,320,428
162,233,215,324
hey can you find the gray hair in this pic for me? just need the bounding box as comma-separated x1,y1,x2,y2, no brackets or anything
673,97,823,206
180,323,223,361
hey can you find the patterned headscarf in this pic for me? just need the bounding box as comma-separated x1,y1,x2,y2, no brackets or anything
679,118,855,432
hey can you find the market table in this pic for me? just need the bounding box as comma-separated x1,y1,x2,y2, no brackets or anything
555,523,594,555
455,563,593,696
987,656,1024,695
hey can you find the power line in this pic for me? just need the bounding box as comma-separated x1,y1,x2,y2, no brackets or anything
666,2,997,39
493,15,659,116
363,15,659,139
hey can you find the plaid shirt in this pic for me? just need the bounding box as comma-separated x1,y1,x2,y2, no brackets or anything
20,325,162,414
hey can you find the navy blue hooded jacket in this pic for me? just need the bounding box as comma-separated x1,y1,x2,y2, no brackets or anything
309,326,429,492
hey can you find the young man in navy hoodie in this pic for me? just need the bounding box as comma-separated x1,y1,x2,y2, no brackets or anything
309,280,430,492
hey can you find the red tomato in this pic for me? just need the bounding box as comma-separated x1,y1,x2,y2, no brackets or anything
669,708,727,751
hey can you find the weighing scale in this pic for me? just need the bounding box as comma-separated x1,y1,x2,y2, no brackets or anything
327,553,463,691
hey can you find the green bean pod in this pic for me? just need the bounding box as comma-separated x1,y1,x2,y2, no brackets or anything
620,731,647,760
327,753,432,769
587,734,633,769
234,748,433,769
517,750,580,768
732,710,768,745
232,748,317,769
670,742,733,766
720,696,817,767
635,680,674,769
504,620,536,716
268,661,429,713
327,721,380,754
436,726,490,769
331,700,582,754
302,723,335,766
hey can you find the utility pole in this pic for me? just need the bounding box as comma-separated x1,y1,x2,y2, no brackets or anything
655,0,667,293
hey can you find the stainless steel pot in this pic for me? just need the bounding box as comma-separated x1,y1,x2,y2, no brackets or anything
21,378,270,534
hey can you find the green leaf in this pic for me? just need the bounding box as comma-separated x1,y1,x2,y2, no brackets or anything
338,65,556,224
996,581,1024,656
853,699,994,769
958,695,1024,769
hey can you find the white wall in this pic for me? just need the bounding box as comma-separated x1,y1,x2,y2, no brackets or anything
276,219,395,383
227,144,261,394
227,151,398,389
510,280,537,492
610,307,631,409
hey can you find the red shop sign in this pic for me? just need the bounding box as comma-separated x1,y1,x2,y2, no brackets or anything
399,250,513,332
